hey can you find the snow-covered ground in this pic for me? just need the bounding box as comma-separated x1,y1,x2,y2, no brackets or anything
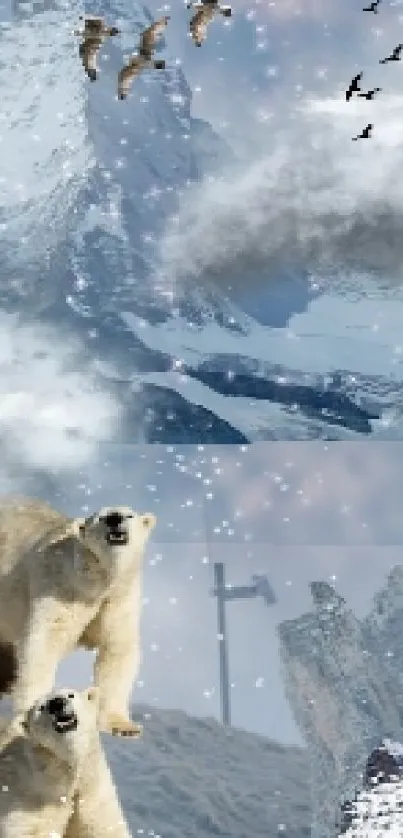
106,706,310,838
341,781,403,838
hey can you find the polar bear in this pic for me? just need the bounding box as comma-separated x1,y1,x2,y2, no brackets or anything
0,496,156,737
0,687,131,838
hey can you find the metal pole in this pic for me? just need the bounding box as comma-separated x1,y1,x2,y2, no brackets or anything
214,562,230,727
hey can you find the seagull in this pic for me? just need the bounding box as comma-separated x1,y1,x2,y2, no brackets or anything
379,43,403,63
187,0,232,48
357,86,382,100
352,123,373,141
345,72,363,101
74,16,120,82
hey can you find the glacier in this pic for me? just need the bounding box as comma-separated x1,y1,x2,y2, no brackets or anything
1,0,403,443
278,570,403,838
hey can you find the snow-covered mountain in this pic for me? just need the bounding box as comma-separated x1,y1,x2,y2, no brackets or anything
1,0,402,446
104,705,311,838
277,570,403,838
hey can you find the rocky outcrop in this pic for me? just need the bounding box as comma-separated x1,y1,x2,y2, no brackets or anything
278,574,403,838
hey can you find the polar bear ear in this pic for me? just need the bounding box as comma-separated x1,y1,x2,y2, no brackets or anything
140,513,156,531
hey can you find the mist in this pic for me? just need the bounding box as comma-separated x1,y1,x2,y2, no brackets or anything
0,313,120,484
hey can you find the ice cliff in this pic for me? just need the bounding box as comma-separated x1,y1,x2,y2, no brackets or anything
278,573,403,838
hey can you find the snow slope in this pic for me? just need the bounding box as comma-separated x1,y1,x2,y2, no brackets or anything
105,705,311,838
340,779,403,838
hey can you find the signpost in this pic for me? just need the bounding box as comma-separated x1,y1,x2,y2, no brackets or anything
211,561,276,727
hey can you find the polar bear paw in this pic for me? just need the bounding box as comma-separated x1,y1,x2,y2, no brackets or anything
103,712,143,738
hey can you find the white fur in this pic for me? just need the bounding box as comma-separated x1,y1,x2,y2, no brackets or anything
64,733,131,838
0,497,156,735
0,687,97,837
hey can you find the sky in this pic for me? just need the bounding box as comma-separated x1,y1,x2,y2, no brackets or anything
3,440,395,746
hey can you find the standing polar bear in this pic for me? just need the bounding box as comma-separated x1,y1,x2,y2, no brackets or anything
0,686,131,838
0,496,156,737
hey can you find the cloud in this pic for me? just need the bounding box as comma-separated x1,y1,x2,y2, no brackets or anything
0,313,120,482
154,82,403,296
149,0,403,297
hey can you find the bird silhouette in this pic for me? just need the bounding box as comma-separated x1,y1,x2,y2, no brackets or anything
379,43,403,63
352,123,373,141
362,0,381,12
357,86,382,100
187,0,232,47
345,72,363,101
74,16,120,82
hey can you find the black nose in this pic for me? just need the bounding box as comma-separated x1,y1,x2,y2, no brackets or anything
47,696,66,715
105,512,124,529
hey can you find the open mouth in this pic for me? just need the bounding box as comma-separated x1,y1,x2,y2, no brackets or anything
52,713,78,733
106,530,128,545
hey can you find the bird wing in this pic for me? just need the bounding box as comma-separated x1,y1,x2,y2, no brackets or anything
79,37,101,74
118,57,142,98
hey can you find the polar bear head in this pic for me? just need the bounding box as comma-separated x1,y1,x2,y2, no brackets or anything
37,505,156,580
74,505,157,576
22,687,98,766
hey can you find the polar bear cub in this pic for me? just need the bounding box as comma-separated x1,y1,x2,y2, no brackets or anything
0,687,93,837
0,496,156,736
0,687,131,838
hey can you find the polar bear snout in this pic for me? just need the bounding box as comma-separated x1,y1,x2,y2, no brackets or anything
102,510,129,546
45,694,78,733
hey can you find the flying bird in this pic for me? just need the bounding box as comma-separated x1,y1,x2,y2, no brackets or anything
345,72,363,101
352,123,373,141
362,0,381,12
74,16,120,81
117,55,166,100
357,86,382,100
138,16,170,61
187,0,232,48
117,18,169,100
379,43,403,63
